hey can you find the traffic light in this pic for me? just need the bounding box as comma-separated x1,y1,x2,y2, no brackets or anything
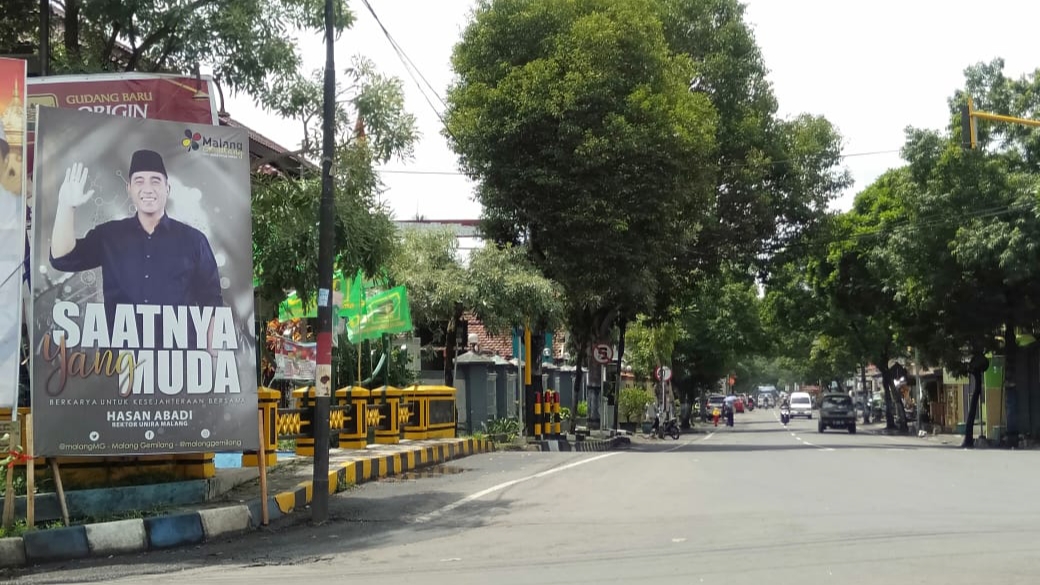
961,99,977,150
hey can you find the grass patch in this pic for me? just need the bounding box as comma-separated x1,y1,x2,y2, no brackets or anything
0,520,65,538
277,439,296,451
77,505,171,525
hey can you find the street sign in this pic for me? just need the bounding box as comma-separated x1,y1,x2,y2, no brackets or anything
655,366,672,382
592,344,614,364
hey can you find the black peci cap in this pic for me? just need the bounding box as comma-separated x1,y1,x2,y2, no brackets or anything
128,149,167,178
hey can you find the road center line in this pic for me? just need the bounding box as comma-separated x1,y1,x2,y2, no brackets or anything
413,452,618,524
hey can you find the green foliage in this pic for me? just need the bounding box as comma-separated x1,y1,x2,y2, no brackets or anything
253,57,418,309
619,386,654,423
251,174,398,311
389,227,561,341
389,228,470,336
0,0,35,54
653,0,850,285
625,317,680,381
446,0,718,323
671,269,767,396
0,466,26,496
576,400,589,417
483,417,521,442
332,334,415,389
267,56,419,161
14,0,354,107
466,243,564,335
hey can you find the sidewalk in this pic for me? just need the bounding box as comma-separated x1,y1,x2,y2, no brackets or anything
0,437,492,569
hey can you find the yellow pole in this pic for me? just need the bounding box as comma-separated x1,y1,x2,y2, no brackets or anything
524,326,532,386
971,109,1040,128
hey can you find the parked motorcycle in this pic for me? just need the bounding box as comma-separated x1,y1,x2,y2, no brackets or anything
662,419,680,440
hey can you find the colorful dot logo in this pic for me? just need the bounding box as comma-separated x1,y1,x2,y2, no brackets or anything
182,129,201,151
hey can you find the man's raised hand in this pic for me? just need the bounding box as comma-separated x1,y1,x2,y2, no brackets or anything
58,163,95,208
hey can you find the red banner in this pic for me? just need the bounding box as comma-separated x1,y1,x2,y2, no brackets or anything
25,73,218,174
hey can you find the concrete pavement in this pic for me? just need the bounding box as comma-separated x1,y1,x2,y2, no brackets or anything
8,410,1040,584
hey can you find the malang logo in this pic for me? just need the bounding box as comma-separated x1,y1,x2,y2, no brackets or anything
182,129,201,151
182,127,244,156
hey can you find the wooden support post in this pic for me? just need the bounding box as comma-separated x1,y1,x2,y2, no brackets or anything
25,414,34,529
257,409,269,526
49,459,70,527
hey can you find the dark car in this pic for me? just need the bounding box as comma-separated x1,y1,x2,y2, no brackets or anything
819,393,856,434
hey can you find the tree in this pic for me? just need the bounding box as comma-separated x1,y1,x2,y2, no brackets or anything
389,227,562,386
884,59,1040,446
671,268,767,425
0,0,36,55
445,0,718,340
2,0,352,107
653,0,851,282
251,56,418,309
625,317,680,383
815,191,912,431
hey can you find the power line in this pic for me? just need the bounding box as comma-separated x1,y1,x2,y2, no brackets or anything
359,0,453,138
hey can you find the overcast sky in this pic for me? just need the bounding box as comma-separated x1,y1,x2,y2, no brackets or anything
223,0,1040,221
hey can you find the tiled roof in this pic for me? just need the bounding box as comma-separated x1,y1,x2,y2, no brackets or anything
464,312,514,358
218,114,315,177
463,312,567,360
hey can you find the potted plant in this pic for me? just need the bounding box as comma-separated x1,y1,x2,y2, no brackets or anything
575,400,589,433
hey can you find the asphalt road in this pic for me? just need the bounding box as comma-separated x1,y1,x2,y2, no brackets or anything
8,409,1040,585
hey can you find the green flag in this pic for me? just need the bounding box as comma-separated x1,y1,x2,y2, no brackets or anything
344,285,412,343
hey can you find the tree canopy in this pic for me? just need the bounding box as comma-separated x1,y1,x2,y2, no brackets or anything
445,0,718,326
388,227,561,385
1,0,353,110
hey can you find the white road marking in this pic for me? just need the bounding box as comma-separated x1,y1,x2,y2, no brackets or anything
672,538,687,543
413,452,618,523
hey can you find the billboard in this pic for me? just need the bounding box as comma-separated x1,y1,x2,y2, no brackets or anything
0,58,27,409
31,107,256,456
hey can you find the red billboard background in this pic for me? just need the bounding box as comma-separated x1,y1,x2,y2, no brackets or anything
26,73,218,176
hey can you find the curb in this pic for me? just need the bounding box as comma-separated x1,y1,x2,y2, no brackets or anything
536,436,629,452
0,437,493,569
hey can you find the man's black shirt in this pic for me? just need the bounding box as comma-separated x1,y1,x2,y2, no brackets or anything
50,213,223,348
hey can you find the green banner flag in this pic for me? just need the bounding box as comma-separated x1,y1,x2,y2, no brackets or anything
344,285,413,343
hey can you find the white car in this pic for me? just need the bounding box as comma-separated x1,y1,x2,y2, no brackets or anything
789,392,813,419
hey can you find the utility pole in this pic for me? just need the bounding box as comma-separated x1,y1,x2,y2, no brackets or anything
861,364,870,424
310,0,337,524
914,349,923,433
39,0,49,75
